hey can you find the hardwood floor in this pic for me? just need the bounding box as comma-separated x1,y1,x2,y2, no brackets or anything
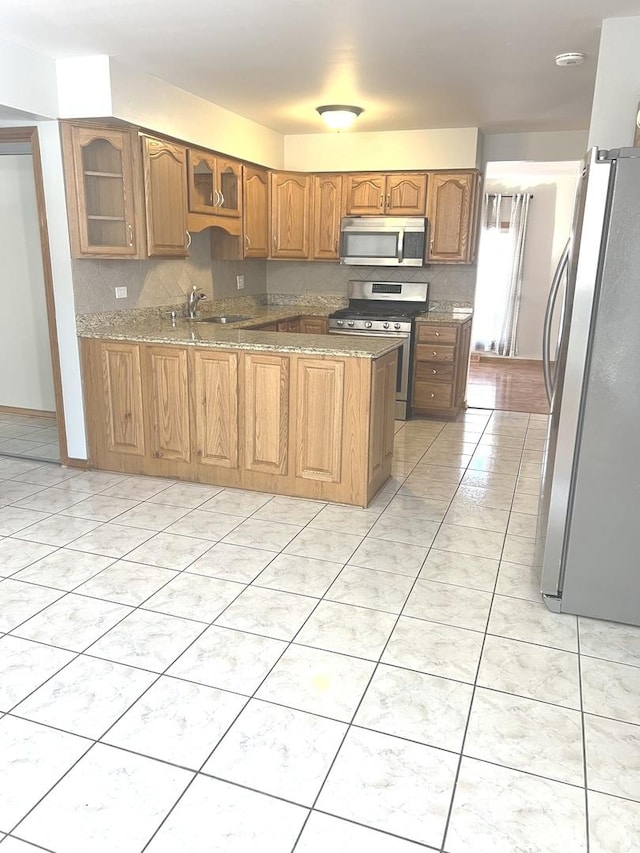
466,356,549,414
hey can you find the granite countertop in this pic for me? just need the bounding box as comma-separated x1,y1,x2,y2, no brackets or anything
77,307,401,359
415,309,473,324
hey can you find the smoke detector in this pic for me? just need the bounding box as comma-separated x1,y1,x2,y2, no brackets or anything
555,52,586,66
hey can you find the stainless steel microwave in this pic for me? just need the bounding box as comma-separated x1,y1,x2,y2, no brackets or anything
340,216,428,266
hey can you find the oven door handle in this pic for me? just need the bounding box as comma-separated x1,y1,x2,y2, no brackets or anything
397,228,405,264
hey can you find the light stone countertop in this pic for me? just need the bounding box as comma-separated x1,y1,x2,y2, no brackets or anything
77,309,402,359
415,310,473,324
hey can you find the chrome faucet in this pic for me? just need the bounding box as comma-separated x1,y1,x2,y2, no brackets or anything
186,285,207,319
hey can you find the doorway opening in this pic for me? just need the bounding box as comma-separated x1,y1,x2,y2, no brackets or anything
0,127,68,464
467,160,580,414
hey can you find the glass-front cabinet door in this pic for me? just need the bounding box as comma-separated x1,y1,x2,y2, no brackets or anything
65,125,140,256
187,149,217,214
216,158,242,218
187,149,242,218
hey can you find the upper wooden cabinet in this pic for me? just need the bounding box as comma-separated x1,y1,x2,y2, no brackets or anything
187,148,242,219
344,172,427,216
311,174,343,260
270,172,311,259
60,123,144,259
141,136,189,257
426,171,480,263
243,166,269,258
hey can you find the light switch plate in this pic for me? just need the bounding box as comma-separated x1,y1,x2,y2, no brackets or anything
115,286,128,299
236,275,245,290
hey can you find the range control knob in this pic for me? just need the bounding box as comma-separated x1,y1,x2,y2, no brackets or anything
394,322,401,330
336,319,344,326
347,320,355,327
383,322,390,329
365,321,373,329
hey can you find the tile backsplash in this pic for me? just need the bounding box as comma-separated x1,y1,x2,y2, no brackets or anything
71,229,475,315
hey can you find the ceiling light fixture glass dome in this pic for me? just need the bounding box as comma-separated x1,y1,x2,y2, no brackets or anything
316,104,364,130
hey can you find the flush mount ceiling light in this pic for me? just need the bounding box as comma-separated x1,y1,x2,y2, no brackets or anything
316,104,364,131
555,52,586,66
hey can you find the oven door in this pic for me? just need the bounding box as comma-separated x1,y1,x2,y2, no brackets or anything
328,328,411,419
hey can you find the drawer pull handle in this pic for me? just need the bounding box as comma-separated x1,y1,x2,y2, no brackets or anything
432,369,437,374
430,393,435,398
435,331,440,337
432,351,438,356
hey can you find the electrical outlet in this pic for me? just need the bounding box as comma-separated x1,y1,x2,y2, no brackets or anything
236,275,245,290
114,286,128,299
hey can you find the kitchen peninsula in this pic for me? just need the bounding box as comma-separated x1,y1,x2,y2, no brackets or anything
78,309,399,508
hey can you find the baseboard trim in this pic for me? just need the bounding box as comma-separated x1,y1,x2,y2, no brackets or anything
472,355,543,368
0,405,56,418
62,457,89,469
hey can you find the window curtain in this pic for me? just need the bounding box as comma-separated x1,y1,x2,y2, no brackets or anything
472,192,532,356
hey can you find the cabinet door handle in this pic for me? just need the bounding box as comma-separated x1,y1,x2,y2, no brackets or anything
245,234,250,248
219,191,225,207
387,192,391,208
185,231,192,249
430,238,434,253
379,193,384,208
273,235,278,251
127,224,133,247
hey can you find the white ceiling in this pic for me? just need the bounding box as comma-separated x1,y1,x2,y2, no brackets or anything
1,0,638,135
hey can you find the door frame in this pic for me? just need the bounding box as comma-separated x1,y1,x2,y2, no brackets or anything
0,126,72,465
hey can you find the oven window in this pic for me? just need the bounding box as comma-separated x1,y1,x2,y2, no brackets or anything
342,231,398,258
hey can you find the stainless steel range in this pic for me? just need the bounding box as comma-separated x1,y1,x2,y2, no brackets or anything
328,280,429,419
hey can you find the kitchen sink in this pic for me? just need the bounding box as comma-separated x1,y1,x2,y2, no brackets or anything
193,315,252,324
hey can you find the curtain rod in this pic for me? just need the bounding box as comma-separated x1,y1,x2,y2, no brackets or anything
485,192,534,198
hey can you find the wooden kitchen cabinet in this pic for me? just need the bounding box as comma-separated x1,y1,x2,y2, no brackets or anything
344,172,427,216
243,166,269,258
60,122,144,258
187,148,242,219
270,172,311,258
141,136,189,257
89,341,146,460
411,318,472,419
277,318,301,332
426,171,480,263
299,316,328,334
243,353,290,476
144,346,191,464
191,349,239,471
81,336,398,507
311,174,343,259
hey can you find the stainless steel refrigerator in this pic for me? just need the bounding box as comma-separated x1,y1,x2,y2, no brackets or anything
536,147,640,626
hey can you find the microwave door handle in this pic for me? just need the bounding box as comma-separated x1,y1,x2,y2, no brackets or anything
397,228,404,263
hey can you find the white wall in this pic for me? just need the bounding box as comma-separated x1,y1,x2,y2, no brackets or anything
588,17,640,148
481,131,588,165
0,37,58,119
482,163,579,359
284,127,480,171
54,57,284,169
35,121,87,459
0,153,56,410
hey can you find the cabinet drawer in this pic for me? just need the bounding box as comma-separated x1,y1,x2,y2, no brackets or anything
415,344,455,363
416,324,457,345
413,380,453,408
414,362,455,382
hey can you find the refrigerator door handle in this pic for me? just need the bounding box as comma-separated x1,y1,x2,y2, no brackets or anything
543,240,570,404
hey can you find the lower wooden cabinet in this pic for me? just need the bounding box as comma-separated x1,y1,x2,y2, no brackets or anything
299,316,328,334
243,353,290,476
191,349,239,470
81,338,398,507
145,346,191,464
276,318,300,333
411,318,472,419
